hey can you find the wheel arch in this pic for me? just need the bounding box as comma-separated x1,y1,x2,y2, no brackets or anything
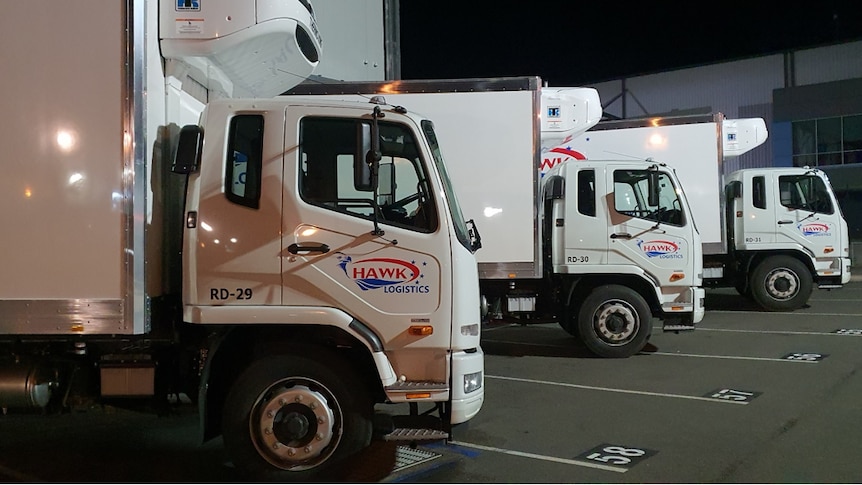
198,324,383,443
561,273,663,317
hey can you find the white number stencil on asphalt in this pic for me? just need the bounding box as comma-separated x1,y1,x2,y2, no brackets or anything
574,444,657,470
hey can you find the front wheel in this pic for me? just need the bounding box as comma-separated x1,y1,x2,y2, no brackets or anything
222,351,373,482
750,255,813,311
577,285,651,358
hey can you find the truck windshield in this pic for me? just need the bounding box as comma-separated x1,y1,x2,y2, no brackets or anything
778,174,835,215
421,120,473,251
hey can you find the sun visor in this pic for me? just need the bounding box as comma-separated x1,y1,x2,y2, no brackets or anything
159,0,322,98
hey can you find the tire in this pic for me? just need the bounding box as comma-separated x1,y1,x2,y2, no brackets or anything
577,285,652,358
222,351,373,482
750,255,813,311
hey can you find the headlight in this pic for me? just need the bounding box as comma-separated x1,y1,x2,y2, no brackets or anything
464,371,482,394
460,324,479,336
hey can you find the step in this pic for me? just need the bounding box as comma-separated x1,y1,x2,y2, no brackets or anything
385,381,448,392
382,428,449,442
663,324,695,332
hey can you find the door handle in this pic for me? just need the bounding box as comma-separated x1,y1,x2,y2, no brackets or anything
610,233,632,240
287,243,330,254
778,220,794,225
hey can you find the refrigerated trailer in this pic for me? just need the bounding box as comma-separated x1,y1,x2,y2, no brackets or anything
286,77,705,358
0,1,484,480
562,113,851,311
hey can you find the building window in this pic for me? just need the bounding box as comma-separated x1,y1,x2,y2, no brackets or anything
792,114,862,167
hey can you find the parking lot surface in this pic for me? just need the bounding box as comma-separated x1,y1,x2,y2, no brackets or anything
1,283,861,483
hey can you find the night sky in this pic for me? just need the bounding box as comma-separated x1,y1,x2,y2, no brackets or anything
398,1,862,86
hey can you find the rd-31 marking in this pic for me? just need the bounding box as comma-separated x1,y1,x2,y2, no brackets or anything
574,444,657,470
782,352,827,362
705,388,761,403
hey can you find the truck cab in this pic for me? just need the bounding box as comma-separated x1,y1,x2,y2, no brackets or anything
544,159,704,357
728,167,851,308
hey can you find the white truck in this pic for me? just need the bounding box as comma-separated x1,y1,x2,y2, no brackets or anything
0,1,484,480
561,113,852,311
286,77,706,358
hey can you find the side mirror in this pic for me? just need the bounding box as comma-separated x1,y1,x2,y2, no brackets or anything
647,171,660,207
172,125,203,174
355,122,381,192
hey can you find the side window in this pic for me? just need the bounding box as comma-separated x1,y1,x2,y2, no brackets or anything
778,175,834,214
225,115,264,209
577,169,596,217
299,117,437,232
613,170,684,226
752,176,766,209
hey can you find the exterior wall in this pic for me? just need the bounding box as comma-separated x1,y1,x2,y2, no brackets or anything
583,40,862,176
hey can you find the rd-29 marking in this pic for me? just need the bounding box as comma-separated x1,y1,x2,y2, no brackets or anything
575,444,657,470
210,288,253,300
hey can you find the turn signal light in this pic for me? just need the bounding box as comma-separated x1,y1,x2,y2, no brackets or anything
824,247,834,254
669,272,685,282
406,392,432,399
408,325,433,336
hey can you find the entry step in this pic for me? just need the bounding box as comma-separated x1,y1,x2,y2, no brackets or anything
663,324,695,332
385,381,448,392
383,428,449,441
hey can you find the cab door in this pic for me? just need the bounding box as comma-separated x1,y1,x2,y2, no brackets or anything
605,165,696,285
280,105,454,358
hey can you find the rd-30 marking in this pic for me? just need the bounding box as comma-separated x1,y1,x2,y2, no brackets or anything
782,352,827,362
705,388,762,403
574,444,657,470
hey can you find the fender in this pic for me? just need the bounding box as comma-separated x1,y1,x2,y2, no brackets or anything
194,306,396,443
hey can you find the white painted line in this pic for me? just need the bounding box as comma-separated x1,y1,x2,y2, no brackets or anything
482,338,569,347
448,440,627,473
696,327,860,337
0,464,39,482
708,310,862,317
645,351,818,363
482,323,518,333
807,298,861,302
484,338,817,363
485,375,747,405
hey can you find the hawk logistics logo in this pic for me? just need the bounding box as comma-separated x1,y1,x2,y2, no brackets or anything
337,253,430,294
636,239,684,259
540,145,586,175
798,222,831,237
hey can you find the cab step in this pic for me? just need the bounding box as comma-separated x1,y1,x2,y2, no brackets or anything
385,381,448,392
663,323,695,332
382,428,449,441
374,413,448,442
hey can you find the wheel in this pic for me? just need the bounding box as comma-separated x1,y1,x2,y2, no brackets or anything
750,255,813,311
222,351,373,481
577,285,651,358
